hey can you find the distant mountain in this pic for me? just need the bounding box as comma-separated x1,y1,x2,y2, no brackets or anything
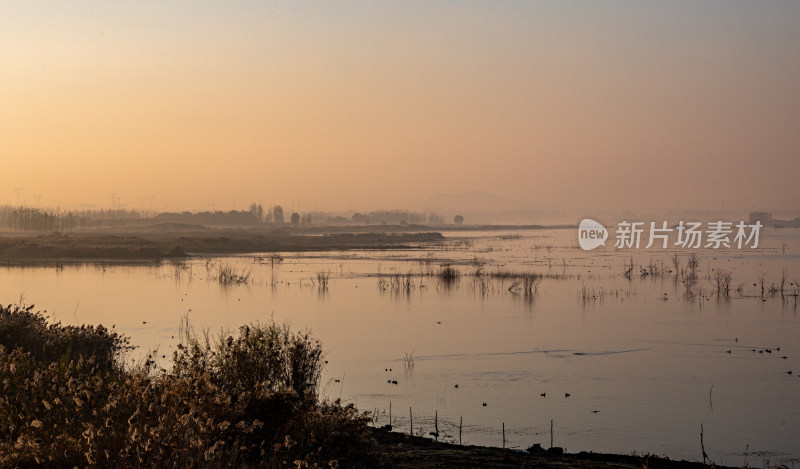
419,191,529,213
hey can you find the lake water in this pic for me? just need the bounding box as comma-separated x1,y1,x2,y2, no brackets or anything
2,228,799,466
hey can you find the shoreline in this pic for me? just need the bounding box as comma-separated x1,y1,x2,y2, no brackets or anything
0,230,446,262
371,427,735,468
0,223,575,263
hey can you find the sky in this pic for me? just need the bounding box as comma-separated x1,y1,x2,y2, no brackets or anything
2,1,799,214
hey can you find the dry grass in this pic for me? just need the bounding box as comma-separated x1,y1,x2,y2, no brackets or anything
316,271,330,288
0,304,376,468
375,266,568,297
403,352,415,372
438,264,460,283
216,263,251,285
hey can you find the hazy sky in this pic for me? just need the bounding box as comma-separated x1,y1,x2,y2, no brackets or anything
2,1,799,213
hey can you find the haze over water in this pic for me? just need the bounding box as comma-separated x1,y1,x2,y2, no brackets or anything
2,2,800,214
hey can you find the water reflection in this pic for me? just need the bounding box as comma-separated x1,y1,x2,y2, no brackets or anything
1,228,799,464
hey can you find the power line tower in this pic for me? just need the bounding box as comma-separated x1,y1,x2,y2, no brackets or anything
13,187,23,205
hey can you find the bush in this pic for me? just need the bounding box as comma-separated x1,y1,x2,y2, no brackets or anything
0,303,130,372
205,323,324,396
0,304,375,468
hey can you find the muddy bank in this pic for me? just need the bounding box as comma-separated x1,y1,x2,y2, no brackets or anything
0,231,444,262
372,428,733,468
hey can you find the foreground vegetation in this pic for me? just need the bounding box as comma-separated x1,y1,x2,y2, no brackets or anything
1,303,736,468
0,304,376,468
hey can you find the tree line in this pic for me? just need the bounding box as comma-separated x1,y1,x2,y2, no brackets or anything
1,203,455,232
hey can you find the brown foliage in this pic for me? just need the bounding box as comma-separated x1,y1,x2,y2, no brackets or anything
0,304,375,468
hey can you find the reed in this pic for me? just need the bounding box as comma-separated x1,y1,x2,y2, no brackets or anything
438,264,460,281
216,263,251,284
403,351,415,371
0,304,375,468
316,271,330,288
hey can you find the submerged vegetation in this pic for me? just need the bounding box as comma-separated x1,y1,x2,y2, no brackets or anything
215,263,251,285
376,263,565,297
615,252,799,306
316,271,330,288
0,304,376,468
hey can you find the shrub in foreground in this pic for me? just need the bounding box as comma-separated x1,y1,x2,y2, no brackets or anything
0,303,131,373
0,304,375,468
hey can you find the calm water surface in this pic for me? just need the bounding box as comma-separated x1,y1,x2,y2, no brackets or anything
2,228,799,466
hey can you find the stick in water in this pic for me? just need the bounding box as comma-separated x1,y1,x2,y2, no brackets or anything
435,410,439,441
700,423,708,466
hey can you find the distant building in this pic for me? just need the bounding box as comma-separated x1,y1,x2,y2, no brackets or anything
749,211,800,228
749,212,772,225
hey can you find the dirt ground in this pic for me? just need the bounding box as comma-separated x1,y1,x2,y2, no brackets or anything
371,428,734,469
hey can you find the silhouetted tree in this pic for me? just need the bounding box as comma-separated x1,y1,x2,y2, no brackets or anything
454,215,464,224
291,212,300,224
427,212,444,224
248,203,264,222
5,206,63,232
272,205,284,224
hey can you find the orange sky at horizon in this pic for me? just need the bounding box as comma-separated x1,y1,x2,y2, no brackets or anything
2,2,799,214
